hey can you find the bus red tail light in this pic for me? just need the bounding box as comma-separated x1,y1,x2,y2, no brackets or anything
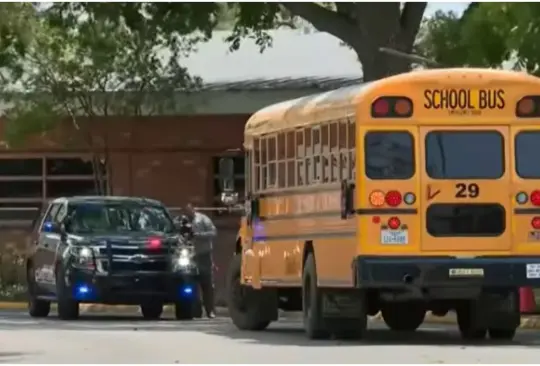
531,190,540,206
532,217,540,230
385,190,402,207
371,97,413,118
516,96,540,117
388,217,401,230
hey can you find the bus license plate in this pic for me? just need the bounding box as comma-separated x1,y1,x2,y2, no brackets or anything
381,230,408,245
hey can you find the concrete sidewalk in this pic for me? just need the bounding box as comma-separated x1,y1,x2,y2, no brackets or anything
3,301,540,329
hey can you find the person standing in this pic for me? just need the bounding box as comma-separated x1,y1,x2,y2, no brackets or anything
184,203,217,318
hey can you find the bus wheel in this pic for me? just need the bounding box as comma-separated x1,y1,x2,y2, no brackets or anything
302,253,331,340
226,254,274,331
381,303,425,332
456,303,487,340
488,290,519,341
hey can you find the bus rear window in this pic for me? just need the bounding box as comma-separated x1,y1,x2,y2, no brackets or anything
365,131,414,180
425,131,504,179
516,131,540,178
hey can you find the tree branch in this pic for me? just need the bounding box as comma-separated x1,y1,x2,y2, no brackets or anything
279,2,357,43
400,2,427,45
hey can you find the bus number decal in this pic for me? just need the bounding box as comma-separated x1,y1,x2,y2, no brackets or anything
455,183,479,198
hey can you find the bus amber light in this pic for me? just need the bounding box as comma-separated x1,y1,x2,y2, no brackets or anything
517,98,535,116
385,190,402,207
531,190,540,206
395,99,412,116
369,190,385,207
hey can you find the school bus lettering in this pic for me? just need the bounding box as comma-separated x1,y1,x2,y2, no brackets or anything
423,89,505,114
228,68,540,342
454,183,480,198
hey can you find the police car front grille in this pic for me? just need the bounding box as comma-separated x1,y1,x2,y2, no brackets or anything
95,240,172,273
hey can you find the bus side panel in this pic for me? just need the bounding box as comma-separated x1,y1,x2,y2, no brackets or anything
356,125,421,256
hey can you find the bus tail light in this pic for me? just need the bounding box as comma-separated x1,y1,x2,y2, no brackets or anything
516,96,540,117
403,192,416,205
388,217,401,230
371,97,413,118
385,190,402,207
532,217,540,230
531,190,540,206
369,190,385,207
516,192,528,205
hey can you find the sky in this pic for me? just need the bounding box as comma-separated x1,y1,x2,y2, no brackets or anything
425,2,470,17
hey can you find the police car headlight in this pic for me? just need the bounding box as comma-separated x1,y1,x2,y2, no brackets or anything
174,247,193,269
79,247,93,258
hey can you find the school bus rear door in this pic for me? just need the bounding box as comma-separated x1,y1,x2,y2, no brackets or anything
419,126,512,252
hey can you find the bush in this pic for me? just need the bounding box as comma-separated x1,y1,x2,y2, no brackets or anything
0,232,28,301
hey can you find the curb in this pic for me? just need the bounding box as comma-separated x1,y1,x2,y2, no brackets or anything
2,302,540,328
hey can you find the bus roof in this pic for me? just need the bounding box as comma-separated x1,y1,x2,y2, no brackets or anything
244,68,539,143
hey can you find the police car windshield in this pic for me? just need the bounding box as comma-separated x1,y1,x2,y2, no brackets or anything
67,202,173,234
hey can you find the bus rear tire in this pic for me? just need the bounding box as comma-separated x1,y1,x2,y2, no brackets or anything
302,253,331,340
457,303,487,340
381,303,425,332
227,254,274,331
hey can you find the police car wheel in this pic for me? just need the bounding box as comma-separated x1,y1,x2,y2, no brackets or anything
55,265,79,320
174,300,194,320
27,266,50,318
140,303,163,320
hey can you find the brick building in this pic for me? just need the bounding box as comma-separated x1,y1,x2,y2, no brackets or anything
0,30,362,300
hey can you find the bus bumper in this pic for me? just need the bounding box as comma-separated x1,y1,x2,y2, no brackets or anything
355,256,540,288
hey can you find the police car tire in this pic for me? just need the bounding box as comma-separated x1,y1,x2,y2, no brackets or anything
174,300,194,320
27,266,50,318
381,303,425,332
140,303,163,320
55,265,79,320
302,253,331,340
226,254,270,331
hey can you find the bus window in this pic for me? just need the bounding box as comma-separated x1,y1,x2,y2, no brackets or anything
286,131,296,187
516,131,540,178
296,130,305,186
425,131,504,179
268,135,277,188
365,131,415,180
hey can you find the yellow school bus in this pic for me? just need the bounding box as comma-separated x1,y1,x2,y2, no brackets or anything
221,68,540,341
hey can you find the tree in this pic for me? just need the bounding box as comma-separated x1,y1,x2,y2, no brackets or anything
47,2,428,82
418,3,540,75
0,6,201,194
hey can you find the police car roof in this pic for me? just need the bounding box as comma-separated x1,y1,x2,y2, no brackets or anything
50,196,164,206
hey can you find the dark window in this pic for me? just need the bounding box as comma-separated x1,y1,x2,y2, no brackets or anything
516,131,540,178
426,131,504,179
0,159,42,176
0,181,42,198
46,180,97,198
46,158,103,176
426,203,505,237
365,131,415,179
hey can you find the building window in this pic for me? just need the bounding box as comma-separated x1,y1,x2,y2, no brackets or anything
44,157,107,198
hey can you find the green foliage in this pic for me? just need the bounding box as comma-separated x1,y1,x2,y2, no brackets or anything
418,3,540,74
0,4,202,146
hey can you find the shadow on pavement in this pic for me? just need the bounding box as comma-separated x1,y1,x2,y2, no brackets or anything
0,352,27,364
2,311,540,348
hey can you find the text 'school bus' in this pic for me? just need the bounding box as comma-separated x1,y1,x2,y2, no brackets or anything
221,68,540,341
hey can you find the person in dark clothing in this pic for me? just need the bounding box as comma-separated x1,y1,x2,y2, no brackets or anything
185,203,217,319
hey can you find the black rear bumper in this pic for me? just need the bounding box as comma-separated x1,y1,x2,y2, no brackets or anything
69,268,199,305
355,256,540,288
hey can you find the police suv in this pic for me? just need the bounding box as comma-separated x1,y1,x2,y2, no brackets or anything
26,196,199,320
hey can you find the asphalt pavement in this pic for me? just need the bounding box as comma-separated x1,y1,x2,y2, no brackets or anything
2,309,540,364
